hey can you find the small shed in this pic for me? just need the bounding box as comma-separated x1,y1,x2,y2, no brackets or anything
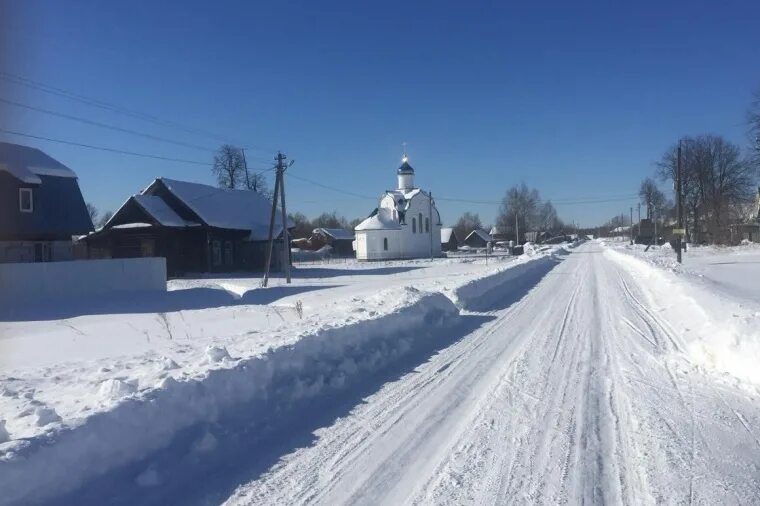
440,227,459,251
464,229,491,248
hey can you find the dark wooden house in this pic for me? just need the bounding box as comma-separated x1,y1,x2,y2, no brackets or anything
84,178,293,277
0,142,93,263
440,227,459,251
464,229,491,248
311,228,354,256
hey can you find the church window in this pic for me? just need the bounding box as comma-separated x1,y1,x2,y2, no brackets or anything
425,218,430,233
412,218,416,233
419,213,423,231
383,238,388,251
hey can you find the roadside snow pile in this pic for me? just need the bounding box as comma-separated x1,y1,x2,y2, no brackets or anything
0,287,459,505
452,254,559,311
605,247,760,387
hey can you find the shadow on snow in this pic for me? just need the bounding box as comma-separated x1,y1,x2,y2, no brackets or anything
0,284,339,322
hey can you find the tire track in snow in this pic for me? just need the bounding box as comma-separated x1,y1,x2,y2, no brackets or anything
224,243,760,506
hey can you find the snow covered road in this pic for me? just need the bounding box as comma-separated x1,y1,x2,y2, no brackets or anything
226,242,760,505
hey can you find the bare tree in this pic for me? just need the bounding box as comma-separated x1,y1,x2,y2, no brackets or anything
312,211,349,229
749,87,760,168
212,144,245,189
536,201,563,232
245,170,272,199
453,212,482,242
98,210,114,228
86,203,98,227
638,178,667,219
496,183,540,241
657,135,756,243
288,212,312,239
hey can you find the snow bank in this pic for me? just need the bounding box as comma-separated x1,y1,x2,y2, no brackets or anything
0,288,458,505
605,247,760,387
451,254,559,312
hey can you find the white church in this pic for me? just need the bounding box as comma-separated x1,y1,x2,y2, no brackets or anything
354,155,442,260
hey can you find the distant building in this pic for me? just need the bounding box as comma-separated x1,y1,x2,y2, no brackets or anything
464,229,491,248
440,227,459,251
311,228,355,256
0,142,93,263
354,155,442,260
84,178,293,276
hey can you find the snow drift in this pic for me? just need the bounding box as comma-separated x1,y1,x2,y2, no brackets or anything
0,288,458,505
452,255,560,312
605,247,760,386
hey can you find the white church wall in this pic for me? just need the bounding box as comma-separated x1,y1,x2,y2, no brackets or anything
356,230,402,261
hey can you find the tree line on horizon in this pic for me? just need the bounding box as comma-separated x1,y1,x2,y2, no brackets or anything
605,87,760,244
451,183,567,243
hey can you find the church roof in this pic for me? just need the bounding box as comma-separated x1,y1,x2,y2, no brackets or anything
355,208,401,231
397,161,415,175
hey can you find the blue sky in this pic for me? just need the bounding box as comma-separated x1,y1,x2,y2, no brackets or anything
2,0,758,227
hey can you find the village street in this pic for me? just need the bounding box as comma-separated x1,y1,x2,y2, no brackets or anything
223,242,760,505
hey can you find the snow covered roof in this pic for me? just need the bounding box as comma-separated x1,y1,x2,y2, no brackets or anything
313,228,354,240
386,188,421,202
441,227,457,242
112,222,153,229
355,208,401,231
157,178,293,239
132,194,194,227
0,142,78,184
466,229,492,242
489,226,506,236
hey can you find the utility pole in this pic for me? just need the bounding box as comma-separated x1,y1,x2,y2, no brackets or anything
653,206,657,246
428,191,434,261
676,139,683,263
515,213,519,246
630,207,634,245
241,148,250,189
262,152,291,287
637,203,641,241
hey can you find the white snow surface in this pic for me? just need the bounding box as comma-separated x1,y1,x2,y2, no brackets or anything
159,178,293,238
132,194,193,227
0,251,544,504
3,241,760,505
0,142,77,184
604,242,760,386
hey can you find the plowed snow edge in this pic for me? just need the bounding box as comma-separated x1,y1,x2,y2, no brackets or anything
0,254,558,505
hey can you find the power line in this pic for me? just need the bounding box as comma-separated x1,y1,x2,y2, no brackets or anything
287,170,638,206
0,71,276,154
435,195,639,206
287,172,376,200
1,97,218,153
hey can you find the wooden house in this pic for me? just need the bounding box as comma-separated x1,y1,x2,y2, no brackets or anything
84,178,293,277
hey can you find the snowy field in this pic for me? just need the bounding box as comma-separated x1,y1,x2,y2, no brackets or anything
2,241,760,505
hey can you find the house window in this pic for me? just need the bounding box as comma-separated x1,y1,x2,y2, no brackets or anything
425,218,430,233
19,188,33,213
412,218,416,233
224,241,233,265
212,240,222,266
383,238,388,251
